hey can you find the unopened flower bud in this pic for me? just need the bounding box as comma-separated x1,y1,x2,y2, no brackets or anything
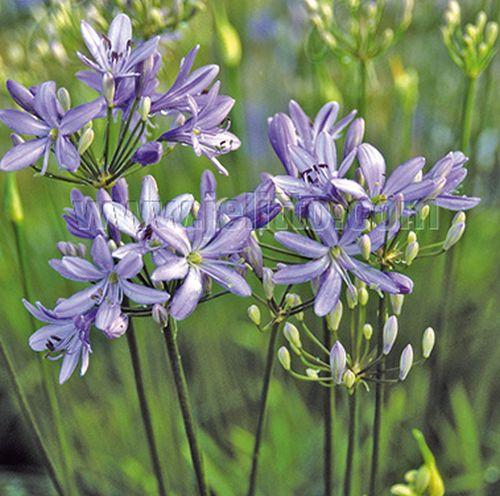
4,174,23,223
407,231,417,244
107,239,117,252
278,346,291,371
247,305,261,326
390,484,414,495
56,241,77,256
443,222,465,250
355,168,366,188
330,341,347,385
139,96,151,121
306,368,319,379
399,344,413,380
191,200,200,219
422,327,435,358
346,286,358,309
152,304,169,326
57,87,71,112
133,141,163,166
344,118,365,157
333,204,345,220
326,301,343,331
359,234,371,261
263,268,274,300
389,294,404,316
283,322,302,349
78,128,94,155
383,316,398,355
363,323,373,340
485,22,498,45
343,369,356,389
102,73,115,106
414,465,431,493
420,205,430,220
405,241,419,264
359,287,369,306
452,211,466,225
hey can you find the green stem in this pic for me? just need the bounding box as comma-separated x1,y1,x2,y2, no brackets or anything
323,318,334,496
104,107,113,172
163,318,208,496
460,76,477,155
358,58,368,117
126,316,169,496
0,338,64,496
343,391,358,496
247,322,280,496
368,295,386,496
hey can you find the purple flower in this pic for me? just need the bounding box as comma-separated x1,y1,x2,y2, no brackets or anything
77,14,159,81
133,141,163,165
422,151,480,210
50,235,169,332
151,45,219,115
158,82,240,175
0,81,102,172
63,189,106,239
151,186,252,320
103,175,194,258
273,202,413,316
24,300,94,384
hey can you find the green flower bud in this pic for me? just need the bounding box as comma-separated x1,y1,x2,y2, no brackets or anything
139,96,151,121
343,369,356,389
422,327,435,358
262,268,274,300
420,204,430,220
485,22,498,46
363,323,373,340
214,7,242,67
452,211,466,225
390,484,414,496
346,286,358,309
306,368,319,379
405,241,419,265
415,465,431,493
399,344,413,381
359,234,371,261
283,322,302,349
359,287,369,306
78,128,95,155
407,230,417,244
383,316,398,355
191,200,200,219
327,301,343,331
443,222,465,250
278,346,291,371
390,294,404,316
57,87,71,112
247,305,261,326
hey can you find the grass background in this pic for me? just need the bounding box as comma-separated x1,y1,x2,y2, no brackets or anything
0,0,498,494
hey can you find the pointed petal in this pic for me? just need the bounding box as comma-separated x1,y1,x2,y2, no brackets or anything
50,257,103,282
81,20,108,69
103,202,140,238
91,235,114,271
125,37,160,70
33,81,60,128
115,252,143,279
199,261,251,296
313,102,339,137
201,217,252,257
314,266,342,316
140,175,160,224
29,324,73,351
55,136,80,172
108,14,132,54
169,268,203,320
383,157,426,196
54,284,102,317
59,99,103,135
59,349,81,384
274,231,328,258
121,279,170,305
308,201,338,246
0,109,50,136
358,143,386,197
153,217,191,256
161,193,194,223
95,301,121,331
433,194,480,211
273,257,329,284
0,138,47,171
151,256,189,282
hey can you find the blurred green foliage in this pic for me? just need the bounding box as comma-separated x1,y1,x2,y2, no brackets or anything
0,0,498,495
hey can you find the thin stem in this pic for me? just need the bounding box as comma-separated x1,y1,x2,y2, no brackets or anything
126,316,168,496
343,391,358,496
460,76,477,155
0,338,64,496
162,318,208,496
247,321,280,496
358,58,368,117
368,295,386,496
323,318,334,496
104,107,113,172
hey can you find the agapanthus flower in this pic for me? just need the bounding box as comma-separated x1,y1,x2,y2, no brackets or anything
421,151,480,210
50,235,169,331
158,82,240,175
103,175,194,258
77,14,159,81
151,178,252,319
268,101,366,209
63,189,107,239
24,300,95,384
273,202,413,316
0,81,102,172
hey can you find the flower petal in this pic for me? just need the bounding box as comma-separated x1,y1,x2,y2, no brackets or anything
108,13,132,54
199,261,251,296
0,109,50,136
115,253,143,279
201,217,252,258
140,175,160,224
161,193,194,223
95,301,121,331
121,280,170,305
81,20,108,69
314,266,342,317
0,138,47,171
103,202,141,238
383,157,426,196
169,268,203,320
273,257,329,285
55,284,102,317
33,81,60,128
274,231,328,258
153,217,191,256
358,143,386,197
50,257,103,282
308,201,338,247
55,136,80,172
91,235,114,271
151,256,189,282
59,99,103,135
29,324,73,351
433,194,480,211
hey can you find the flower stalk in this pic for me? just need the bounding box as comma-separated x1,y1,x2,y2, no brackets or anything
162,317,209,496
343,390,358,496
323,317,335,496
126,314,168,496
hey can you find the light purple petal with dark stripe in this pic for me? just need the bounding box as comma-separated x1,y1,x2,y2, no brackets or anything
6,80,35,112
55,136,80,172
0,138,47,171
59,99,103,135
50,257,103,281
201,217,252,258
115,253,143,279
33,81,60,128
383,157,426,196
108,14,131,54
80,20,108,69
169,268,203,320
314,266,342,316
140,175,160,224
103,202,140,238
200,261,251,296
151,256,189,282
153,217,191,256
0,109,49,136
358,143,386,197
274,231,328,258
273,257,329,285
55,283,103,317
433,194,480,210
95,301,121,331
308,201,338,247
120,279,169,305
